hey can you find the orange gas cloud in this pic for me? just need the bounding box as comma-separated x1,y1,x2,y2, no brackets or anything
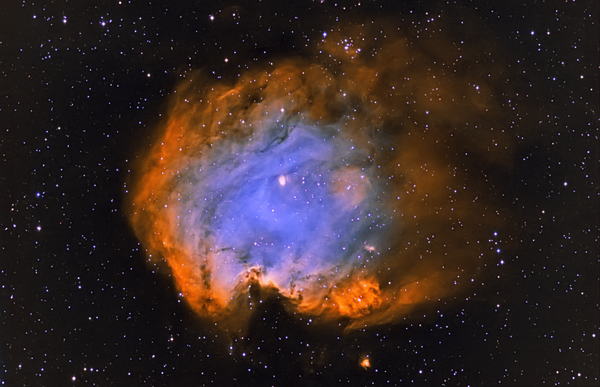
126,23,508,330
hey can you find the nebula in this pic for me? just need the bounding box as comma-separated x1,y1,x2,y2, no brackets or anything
127,24,510,330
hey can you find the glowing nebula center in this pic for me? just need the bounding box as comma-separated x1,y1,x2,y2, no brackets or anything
128,26,505,329
199,121,385,294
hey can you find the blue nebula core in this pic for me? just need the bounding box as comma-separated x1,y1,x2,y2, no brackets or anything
178,123,389,290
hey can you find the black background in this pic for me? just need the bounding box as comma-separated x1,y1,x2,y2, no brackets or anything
1,0,598,385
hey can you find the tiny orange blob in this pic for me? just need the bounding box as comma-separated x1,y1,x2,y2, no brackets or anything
360,357,371,369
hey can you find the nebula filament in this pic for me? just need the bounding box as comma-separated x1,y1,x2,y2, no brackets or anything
128,26,507,329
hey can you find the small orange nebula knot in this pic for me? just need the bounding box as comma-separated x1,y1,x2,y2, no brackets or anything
331,277,382,318
360,357,371,369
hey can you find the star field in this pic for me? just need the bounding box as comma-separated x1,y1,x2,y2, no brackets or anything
1,0,598,386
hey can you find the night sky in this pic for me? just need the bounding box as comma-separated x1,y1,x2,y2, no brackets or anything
1,0,598,386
